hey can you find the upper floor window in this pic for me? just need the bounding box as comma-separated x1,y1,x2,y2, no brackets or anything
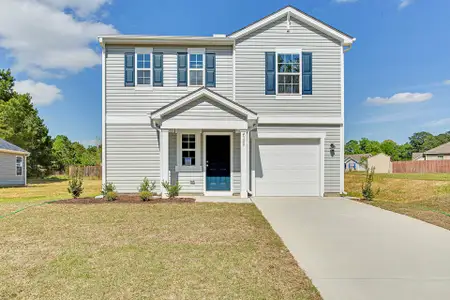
16,156,23,176
188,49,205,86
136,53,151,85
277,53,300,94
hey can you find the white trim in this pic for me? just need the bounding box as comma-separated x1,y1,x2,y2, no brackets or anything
187,48,205,87
240,130,248,198
99,35,234,47
0,149,30,156
232,42,236,101
177,131,201,168
150,88,257,121
162,119,247,130
15,156,24,176
101,46,106,186
229,6,355,45
258,116,343,125
203,132,233,196
251,134,325,197
160,129,169,194
340,46,345,193
275,49,302,96
135,47,153,88
24,156,27,185
253,131,326,139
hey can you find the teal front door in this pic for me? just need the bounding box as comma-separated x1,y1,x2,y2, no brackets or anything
206,135,231,191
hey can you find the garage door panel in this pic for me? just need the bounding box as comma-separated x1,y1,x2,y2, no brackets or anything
255,139,321,197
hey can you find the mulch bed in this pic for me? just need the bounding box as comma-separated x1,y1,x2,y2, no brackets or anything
53,194,196,204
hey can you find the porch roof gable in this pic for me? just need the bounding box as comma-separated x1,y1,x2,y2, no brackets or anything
149,87,258,121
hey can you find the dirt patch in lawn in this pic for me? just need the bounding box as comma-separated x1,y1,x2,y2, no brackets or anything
53,194,195,204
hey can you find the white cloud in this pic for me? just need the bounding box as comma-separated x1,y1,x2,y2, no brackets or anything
0,0,118,78
366,92,433,105
334,0,358,3
40,0,111,17
14,80,63,106
79,139,100,147
399,0,414,9
444,80,450,85
424,118,450,127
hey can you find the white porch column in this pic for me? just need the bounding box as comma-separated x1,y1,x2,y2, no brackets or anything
160,129,169,195
240,130,249,198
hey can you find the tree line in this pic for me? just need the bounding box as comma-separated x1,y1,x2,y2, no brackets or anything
345,131,450,161
0,69,101,177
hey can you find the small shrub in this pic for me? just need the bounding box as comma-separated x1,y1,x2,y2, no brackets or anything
138,177,156,201
139,191,153,201
361,166,379,201
67,169,83,198
102,182,116,196
161,181,182,198
105,191,118,201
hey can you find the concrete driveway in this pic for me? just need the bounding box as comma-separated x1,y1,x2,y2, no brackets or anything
252,197,450,300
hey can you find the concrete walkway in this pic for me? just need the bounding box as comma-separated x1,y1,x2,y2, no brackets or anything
252,197,450,300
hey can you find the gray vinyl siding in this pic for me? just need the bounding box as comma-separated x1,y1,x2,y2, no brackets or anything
164,97,245,122
105,45,232,116
105,123,160,193
235,16,342,118
0,153,25,187
168,132,203,194
105,45,233,193
254,125,341,193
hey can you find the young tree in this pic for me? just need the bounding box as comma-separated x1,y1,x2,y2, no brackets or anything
0,69,16,102
52,135,75,171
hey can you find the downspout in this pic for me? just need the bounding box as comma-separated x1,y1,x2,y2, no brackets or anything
343,44,353,53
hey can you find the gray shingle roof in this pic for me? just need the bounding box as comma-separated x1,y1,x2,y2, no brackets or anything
0,138,29,154
424,142,450,155
412,152,424,160
344,154,371,163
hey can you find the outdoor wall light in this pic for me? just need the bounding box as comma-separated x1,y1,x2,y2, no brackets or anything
330,143,336,157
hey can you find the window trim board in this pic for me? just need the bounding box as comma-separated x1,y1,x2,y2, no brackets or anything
187,48,205,87
135,47,153,88
275,48,302,96
15,155,23,176
176,131,201,169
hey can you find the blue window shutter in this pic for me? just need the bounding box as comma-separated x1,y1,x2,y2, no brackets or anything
205,53,216,87
265,52,276,95
177,52,187,86
153,52,163,86
124,52,135,86
302,52,312,95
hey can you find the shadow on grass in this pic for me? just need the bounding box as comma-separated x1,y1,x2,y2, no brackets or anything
28,177,68,184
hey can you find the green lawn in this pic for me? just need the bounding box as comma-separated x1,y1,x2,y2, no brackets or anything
0,202,321,300
345,172,450,230
0,177,101,204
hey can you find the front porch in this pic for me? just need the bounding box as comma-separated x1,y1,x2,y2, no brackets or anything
149,87,258,198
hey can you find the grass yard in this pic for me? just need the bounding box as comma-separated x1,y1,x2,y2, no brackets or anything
345,172,450,230
0,202,321,300
0,177,101,204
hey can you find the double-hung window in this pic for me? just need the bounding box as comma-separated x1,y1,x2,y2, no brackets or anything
277,52,301,94
16,156,23,176
181,134,196,166
188,49,205,86
136,48,152,86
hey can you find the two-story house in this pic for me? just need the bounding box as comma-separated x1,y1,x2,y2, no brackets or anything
99,5,355,198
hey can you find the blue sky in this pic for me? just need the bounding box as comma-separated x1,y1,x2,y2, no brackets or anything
0,0,449,145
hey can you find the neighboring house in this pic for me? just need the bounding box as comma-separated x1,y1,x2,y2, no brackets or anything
99,6,355,197
0,138,29,187
344,154,371,171
412,152,424,161
424,142,450,160
367,153,391,174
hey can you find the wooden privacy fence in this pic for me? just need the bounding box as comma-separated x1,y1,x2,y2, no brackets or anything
68,165,102,178
392,160,450,173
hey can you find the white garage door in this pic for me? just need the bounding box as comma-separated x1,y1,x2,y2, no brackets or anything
255,139,321,197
